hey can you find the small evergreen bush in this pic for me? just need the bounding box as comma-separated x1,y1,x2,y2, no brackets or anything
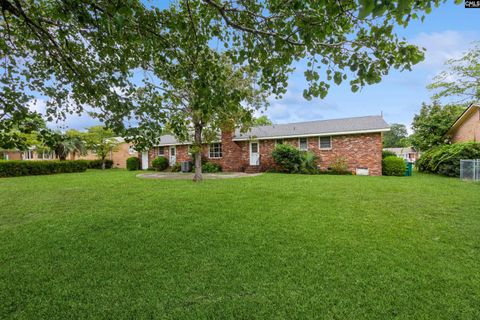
202,162,222,173
171,162,181,172
382,156,406,176
126,157,140,171
151,156,169,171
272,144,302,173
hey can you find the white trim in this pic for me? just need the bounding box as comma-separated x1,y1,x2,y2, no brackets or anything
298,137,308,151
319,136,332,150
232,128,390,141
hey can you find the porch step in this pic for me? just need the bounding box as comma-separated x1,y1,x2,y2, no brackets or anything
245,165,261,174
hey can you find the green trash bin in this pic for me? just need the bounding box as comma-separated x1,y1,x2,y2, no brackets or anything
405,162,413,176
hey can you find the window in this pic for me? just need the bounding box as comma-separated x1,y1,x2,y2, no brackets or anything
209,143,222,158
275,139,284,145
157,146,164,156
319,136,332,150
23,150,33,160
299,137,308,150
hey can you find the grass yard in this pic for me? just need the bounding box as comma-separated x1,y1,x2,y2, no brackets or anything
0,170,479,319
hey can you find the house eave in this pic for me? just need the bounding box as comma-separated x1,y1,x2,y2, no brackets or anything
447,103,480,135
232,128,390,141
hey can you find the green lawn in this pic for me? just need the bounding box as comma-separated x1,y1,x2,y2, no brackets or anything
0,170,479,319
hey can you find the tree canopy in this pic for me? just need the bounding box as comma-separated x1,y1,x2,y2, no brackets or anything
410,102,464,151
1,0,457,178
428,42,480,104
253,116,273,126
383,123,408,148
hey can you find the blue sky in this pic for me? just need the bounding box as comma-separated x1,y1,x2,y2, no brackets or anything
39,2,479,132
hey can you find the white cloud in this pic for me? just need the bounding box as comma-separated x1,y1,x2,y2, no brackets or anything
27,98,100,131
412,30,477,70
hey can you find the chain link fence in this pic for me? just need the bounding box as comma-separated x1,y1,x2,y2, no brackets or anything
460,160,480,181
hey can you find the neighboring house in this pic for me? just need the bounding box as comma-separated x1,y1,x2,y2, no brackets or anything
1,140,138,169
383,147,419,162
143,115,390,176
72,139,139,169
447,103,480,143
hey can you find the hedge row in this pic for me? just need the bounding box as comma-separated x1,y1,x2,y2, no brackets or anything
0,160,88,177
417,142,480,177
76,159,114,169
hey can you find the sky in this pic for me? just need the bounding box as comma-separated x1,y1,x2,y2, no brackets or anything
39,2,479,132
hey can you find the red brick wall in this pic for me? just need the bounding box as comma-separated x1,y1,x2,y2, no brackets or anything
451,108,480,143
146,132,383,175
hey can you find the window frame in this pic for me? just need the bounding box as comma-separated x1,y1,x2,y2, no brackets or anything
319,136,332,150
209,142,223,159
157,146,165,156
298,137,308,151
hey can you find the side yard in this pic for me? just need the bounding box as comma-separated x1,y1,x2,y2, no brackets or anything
0,170,479,319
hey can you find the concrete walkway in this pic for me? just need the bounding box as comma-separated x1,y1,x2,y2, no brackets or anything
137,172,263,180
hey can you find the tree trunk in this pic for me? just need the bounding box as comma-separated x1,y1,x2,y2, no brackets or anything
101,157,106,170
193,123,203,182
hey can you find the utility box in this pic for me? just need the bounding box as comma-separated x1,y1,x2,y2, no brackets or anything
356,167,369,176
181,161,191,173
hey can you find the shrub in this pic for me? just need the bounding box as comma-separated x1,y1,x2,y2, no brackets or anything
0,160,88,177
81,159,113,169
126,157,140,171
417,142,480,177
272,144,302,173
171,162,181,172
329,157,350,174
202,162,222,173
299,152,319,174
382,150,397,159
152,156,169,171
382,156,406,176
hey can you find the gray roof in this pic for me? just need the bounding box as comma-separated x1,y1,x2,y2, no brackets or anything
156,115,389,145
233,115,389,140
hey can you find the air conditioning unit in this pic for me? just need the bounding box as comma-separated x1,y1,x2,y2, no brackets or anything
181,161,191,173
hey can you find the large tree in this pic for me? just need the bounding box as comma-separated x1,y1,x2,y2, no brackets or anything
1,0,455,179
383,123,408,148
428,42,480,104
410,102,464,151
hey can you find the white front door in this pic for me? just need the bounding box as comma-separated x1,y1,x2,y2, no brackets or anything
141,151,149,170
169,146,176,166
249,141,260,165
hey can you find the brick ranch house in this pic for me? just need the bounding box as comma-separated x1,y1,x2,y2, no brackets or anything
142,115,390,176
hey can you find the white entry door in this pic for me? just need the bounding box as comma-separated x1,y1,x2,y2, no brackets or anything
141,151,149,170
249,141,260,165
169,146,176,166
